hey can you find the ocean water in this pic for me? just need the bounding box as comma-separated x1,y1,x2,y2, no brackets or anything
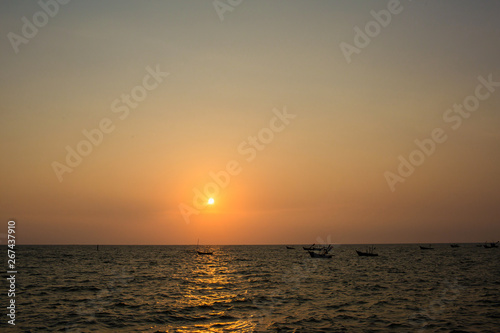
3,244,500,332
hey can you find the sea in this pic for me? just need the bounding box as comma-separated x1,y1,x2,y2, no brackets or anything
2,244,499,332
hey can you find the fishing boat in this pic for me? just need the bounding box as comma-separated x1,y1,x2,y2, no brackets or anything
419,245,434,250
286,246,295,249
450,244,460,248
309,251,332,258
308,245,333,258
196,239,213,255
303,244,323,251
483,241,499,249
356,245,378,257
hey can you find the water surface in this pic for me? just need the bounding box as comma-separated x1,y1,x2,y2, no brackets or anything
4,244,499,332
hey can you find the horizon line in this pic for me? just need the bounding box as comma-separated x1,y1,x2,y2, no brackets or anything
12,241,496,246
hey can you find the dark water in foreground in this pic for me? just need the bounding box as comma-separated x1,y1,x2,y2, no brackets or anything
2,244,499,332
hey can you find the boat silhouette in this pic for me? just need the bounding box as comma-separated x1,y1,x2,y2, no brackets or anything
303,244,323,251
356,245,378,257
483,241,499,249
308,245,333,258
196,239,213,255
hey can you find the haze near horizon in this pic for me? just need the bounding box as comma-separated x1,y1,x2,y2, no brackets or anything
1,0,499,245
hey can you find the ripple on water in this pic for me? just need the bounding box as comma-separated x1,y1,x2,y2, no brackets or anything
12,244,500,332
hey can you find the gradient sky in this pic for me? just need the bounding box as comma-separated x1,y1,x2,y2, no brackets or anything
1,0,499,245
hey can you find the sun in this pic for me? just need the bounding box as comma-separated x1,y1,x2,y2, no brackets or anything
207,198,215,205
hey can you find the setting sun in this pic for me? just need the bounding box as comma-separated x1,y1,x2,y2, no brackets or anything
208,198,214,205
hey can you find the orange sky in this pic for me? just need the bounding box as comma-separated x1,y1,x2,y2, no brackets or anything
1,1,499,244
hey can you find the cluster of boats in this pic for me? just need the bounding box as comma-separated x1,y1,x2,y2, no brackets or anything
289,241,500,258
195,241,499,257
286,244,379,258
420,242,499,250
483,241,499,249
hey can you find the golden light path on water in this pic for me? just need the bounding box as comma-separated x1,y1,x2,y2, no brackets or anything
161,248,258,332
16,245,500,332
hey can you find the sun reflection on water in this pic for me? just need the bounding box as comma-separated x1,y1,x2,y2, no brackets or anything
165,247,257,332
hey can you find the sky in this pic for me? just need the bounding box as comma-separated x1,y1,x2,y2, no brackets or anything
1,0,499,245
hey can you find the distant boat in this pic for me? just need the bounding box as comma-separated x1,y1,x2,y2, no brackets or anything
196,250,213,255
419,245,434,250
286,246,295,249
356,245,378,257
309,251,332,258
303,244,323,251
483,241,499,249
196,239,213,255
450,244,460,248
308,245,333,258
